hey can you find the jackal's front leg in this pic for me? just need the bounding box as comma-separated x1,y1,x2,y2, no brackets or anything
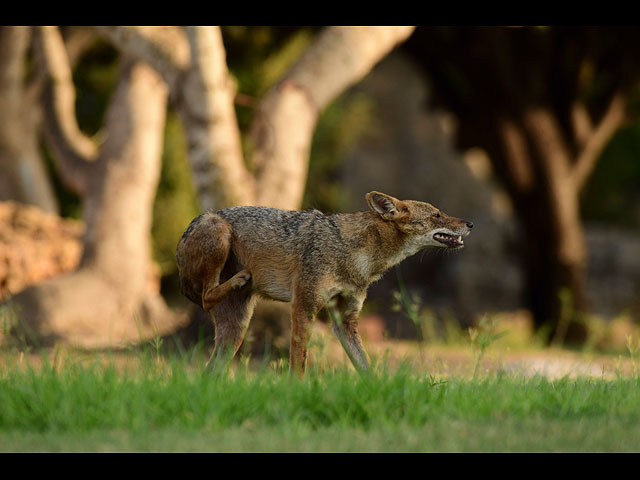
331,292,370,372
290,299,315,375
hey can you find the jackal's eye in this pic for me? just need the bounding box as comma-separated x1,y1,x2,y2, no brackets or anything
433,213,441,218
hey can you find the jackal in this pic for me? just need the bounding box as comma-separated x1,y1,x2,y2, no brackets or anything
176,191,473,374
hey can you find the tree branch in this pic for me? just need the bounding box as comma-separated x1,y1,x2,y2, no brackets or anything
496,116,535,194
94,26,189,93
82,58,168,282
251,26,415,209
25,27,97,106
179,26,254,209
63,26,99,66
280,26,416,110
571,92,626,191
33,26,99,196
0,26,30,102
0,27,60,213
522,107,586,267
96,26,416,211
570,101,593,148
522,107,573,185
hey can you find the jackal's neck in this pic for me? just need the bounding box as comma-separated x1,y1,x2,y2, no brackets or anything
336,210,410,284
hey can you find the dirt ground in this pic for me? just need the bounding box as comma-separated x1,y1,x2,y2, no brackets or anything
1,315,637,379
1,341,636,380
313,336,637,380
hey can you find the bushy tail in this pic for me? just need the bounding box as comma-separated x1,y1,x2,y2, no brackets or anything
175,211,233,310
177,270,204,308
176,214,207,308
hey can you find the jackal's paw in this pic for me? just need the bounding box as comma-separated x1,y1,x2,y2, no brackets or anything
231,270,251,289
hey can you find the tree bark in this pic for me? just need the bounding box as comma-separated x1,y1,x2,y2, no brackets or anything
178,26,255,210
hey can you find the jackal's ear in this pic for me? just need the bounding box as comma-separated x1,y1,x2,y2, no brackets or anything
366,191,407,221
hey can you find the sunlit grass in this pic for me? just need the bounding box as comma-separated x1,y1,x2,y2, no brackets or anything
1,351,640,451
2,286,640,452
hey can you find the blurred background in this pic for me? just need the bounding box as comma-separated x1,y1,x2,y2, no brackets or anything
1,26,639,356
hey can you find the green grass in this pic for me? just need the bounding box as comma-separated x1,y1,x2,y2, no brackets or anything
1,356,640,452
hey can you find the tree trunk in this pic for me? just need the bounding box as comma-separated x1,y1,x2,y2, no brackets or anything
177,26,256,210
0,26,58,213
495,110,589,343
4,59,187,348
518,196,588,344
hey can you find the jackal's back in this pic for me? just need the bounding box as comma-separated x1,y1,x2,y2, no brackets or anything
216,207,346,300
217,206,342,255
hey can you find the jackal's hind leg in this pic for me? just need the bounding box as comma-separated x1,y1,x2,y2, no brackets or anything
202,269,251,312
207,288,257,374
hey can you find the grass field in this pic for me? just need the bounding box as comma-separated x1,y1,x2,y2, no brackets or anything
1,349,640,452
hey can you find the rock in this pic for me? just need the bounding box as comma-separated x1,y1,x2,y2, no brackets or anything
585,224,640,318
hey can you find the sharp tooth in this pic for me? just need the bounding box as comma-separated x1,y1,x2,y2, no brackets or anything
458,236,462,241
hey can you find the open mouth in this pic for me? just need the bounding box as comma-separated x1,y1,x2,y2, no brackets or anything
433,232,464,248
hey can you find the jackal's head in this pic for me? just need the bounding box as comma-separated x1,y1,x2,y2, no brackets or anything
366,191,473,249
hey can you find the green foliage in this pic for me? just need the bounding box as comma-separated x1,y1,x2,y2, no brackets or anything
223,26,315,97
581,121,640,230
221,26,316,135
468,316,508,379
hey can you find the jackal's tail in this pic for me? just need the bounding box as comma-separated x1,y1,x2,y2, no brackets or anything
177,270,204,308
176,212,233,309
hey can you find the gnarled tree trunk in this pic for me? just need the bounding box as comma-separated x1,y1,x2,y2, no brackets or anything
4,42,186,347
